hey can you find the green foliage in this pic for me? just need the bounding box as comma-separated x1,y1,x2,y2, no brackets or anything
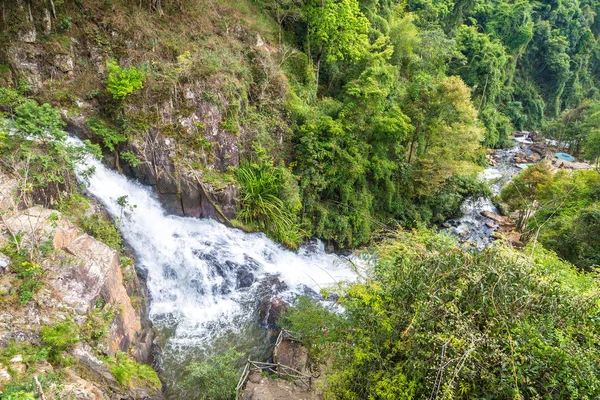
86,116,126,152
106,60,146,100
57,192,124,251
14,101,65,141
237,147,302,248
103,351,161,390
523,169,600,270
41,320,80,363
120,151,142,167
80,214,123,250
0,100,93,204
0,87,26,111
184,349,242,400
1,390,36,400
306,0,369,63
500,161,553,229
283,229,600,399
14,262,42,306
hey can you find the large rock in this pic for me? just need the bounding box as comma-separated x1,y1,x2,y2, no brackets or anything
1,201,152,362
273,335,308,375
128,129,238,222
241,369,315,400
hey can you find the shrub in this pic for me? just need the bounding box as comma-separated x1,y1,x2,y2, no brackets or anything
282,230,600,399
41,320,80,363
106,61,146,100
120,151,142,167
86,116,127,152
14,101,65,141
184,349,242,400
103,352,161,390
237,154,302,248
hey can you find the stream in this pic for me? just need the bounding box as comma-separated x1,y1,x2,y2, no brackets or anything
71,134,530,396
71,138,356,397
445,138,529,247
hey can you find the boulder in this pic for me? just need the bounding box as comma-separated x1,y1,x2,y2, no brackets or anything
274,336,308,375
529,143,548,156
241,369,315,400
480,211,514,228
0,254,10,274
526,153,541,163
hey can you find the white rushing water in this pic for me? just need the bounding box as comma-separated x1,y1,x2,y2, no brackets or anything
69,138,355,358
446,143,522,248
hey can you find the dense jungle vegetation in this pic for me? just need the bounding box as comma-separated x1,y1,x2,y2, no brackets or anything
1,0,598,248
249,0,600,246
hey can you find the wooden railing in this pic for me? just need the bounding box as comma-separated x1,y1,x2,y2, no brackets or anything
235,329,311,399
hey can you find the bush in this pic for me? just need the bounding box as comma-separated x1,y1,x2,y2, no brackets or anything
1,100,94,204
106,61,146,100
282,229,600,399
184,349,242,400
103,351,161,390
41,320,80,363
14,101,65,141
86,116,126,152
236,148,302,248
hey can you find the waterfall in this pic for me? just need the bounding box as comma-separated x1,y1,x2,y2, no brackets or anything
69,137,355,380
445,143,522,248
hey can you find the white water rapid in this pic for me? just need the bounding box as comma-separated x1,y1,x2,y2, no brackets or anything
445,139,527,248
69,138,355,385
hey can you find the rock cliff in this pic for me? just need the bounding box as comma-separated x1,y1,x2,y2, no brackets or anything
0,171,162,399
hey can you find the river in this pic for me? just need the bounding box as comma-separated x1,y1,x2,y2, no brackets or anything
71,138,356,397
72,134,529,396
445,138,528,247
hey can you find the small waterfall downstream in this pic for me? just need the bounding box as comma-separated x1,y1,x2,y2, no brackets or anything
70,138,355,392
446,139,527,247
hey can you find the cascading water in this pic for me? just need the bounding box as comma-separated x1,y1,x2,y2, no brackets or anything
445,138,528,248
69,138,356,395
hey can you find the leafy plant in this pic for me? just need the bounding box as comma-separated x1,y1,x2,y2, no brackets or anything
184,349,242,400
236,151,302,248
40,320,80,363
283,229,600,399
103,352,161,390
120,151,142,167
106,61,146,100
86,117,126,152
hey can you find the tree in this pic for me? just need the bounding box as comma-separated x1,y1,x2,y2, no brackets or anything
305,0,369,85
500,161,553,230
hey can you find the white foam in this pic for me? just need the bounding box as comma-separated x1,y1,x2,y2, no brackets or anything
69,137,355,351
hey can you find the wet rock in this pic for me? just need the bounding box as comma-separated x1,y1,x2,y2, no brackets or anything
480,211,513,227
0,254,10,274
236,269,255,289
259,296,289,327
485,221,495,228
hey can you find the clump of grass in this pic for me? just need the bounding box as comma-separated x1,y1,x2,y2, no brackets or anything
103,352,161,390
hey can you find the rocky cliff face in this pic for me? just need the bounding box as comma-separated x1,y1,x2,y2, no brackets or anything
0,172,162,399
0,0,290,223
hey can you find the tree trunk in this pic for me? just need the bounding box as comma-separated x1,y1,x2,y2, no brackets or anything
315,45,323,91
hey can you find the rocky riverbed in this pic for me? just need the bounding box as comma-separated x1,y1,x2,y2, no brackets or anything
445,130,592,248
